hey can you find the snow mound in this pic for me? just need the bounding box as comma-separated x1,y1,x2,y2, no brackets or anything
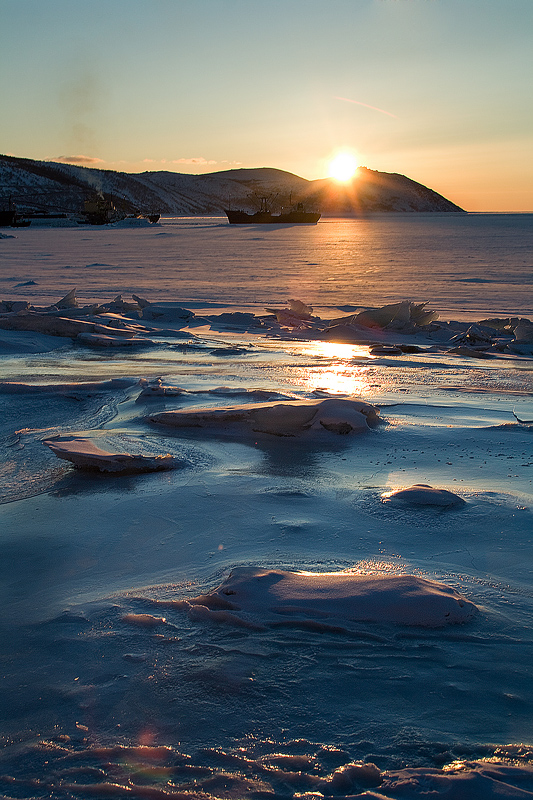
150,398,381,436
44,436,179,473
183,567,477,628
382,484,466,506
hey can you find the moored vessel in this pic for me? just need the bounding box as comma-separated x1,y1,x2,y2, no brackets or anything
0,199,31,227
225,199,320,224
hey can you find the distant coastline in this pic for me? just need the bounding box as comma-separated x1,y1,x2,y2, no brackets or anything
1,154,464,220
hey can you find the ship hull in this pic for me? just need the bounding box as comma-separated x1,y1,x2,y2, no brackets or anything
225,209,320,224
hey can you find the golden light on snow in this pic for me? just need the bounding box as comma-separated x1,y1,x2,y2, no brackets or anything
328,151,359,182
380,488,398,501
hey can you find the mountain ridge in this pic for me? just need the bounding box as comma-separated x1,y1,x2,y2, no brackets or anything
0,154,465,216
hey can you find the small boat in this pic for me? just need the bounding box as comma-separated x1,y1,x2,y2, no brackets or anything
225,199,320,224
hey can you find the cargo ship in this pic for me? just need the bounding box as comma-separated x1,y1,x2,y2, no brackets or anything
225,199,320,224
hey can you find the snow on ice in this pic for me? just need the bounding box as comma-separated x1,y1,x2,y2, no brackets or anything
176,566,478,628
1,217,533,800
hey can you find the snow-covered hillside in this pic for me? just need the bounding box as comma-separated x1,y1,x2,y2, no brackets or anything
0,155,464,216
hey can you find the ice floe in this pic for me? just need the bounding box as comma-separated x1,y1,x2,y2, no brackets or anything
0,311,148,340
207,311,265,329
350,300,439,331
179,567,477,628
137,378,289,401
1,290,532,356
139,301,195,323
44,436,179,473
265,298,315,328
149,397,382,436
449,344,494,358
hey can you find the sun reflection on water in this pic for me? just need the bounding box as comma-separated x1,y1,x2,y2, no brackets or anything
288,340,373,396
301,341,371,360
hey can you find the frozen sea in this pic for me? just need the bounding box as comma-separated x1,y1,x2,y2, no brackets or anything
1,214,533,799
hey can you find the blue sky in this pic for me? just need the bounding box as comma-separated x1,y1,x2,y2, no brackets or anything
1,0,532,210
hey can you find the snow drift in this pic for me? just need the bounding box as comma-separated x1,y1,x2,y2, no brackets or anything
179,567,478,628
149,397,382,436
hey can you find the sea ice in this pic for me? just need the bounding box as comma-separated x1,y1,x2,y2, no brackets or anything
149,397,382,436
265,299,315,327
2,218,533,793
0,377,138,394
121,613,167,628
207,311,264,329
513,319,533,342
346,300,439,331
55,288,78,308
0,312,145,341
77,331,153,347
449,344,493,358
323,322,380,343
0,329,68,354
140,302,195,323
44,436,179,473
137,380,289,400
182,567,477,627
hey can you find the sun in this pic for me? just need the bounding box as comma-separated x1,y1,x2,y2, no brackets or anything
328,151,359,182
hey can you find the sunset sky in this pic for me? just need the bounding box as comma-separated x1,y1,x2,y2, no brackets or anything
1,0,532,211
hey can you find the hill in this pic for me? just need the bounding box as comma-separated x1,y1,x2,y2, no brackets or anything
0,154,465,217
